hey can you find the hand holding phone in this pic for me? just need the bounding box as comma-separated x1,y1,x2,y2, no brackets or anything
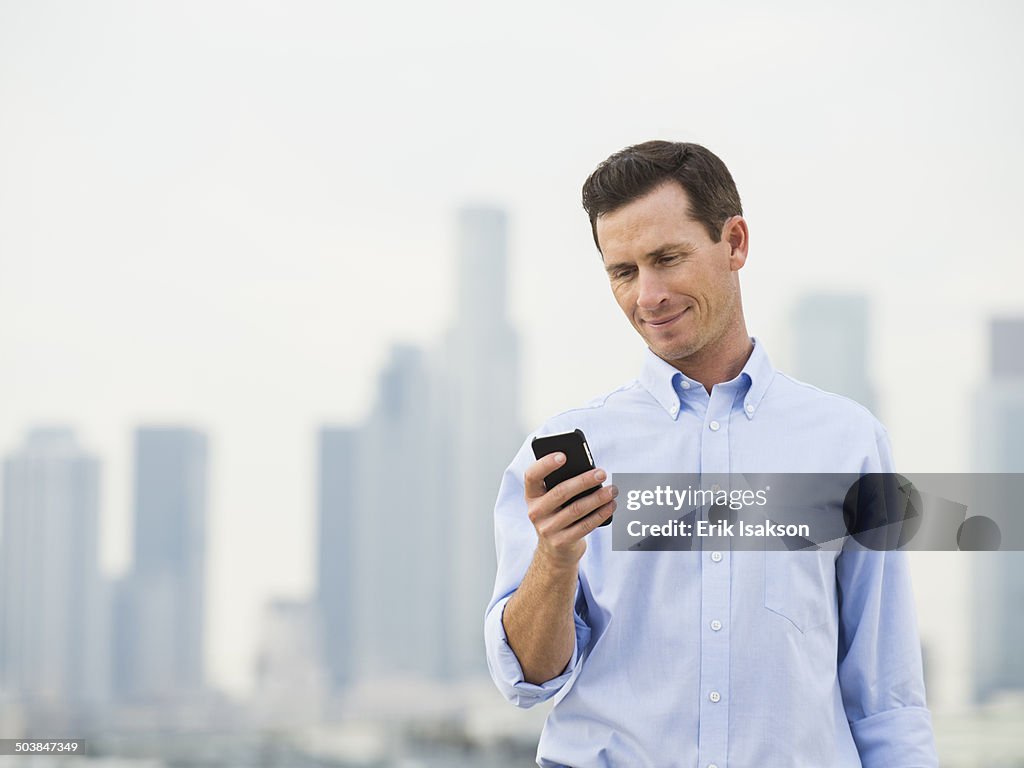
531,429,612,528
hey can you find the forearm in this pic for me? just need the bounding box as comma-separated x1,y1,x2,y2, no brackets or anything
502,551,579,685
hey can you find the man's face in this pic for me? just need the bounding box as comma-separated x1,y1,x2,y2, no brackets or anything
596,181,747,365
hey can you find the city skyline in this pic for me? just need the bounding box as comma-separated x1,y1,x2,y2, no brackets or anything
2,0,1023,701
2,293,1022,711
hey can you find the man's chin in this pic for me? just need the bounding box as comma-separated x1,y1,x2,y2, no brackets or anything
647,339,701,365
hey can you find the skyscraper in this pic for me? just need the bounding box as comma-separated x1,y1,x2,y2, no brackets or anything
790,292,877,414
316,345,449,685
353,344,449,679
0,428,107,718
316,427,358,690
971,317,1024,703
317,206,522,685
114,427,208,702
435,206,522,677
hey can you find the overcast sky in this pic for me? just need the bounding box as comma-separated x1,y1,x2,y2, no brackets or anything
1,0,1022,702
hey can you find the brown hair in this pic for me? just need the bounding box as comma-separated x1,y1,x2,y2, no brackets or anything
581,141,743,252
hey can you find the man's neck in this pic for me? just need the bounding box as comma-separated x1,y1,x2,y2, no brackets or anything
660,327,754,394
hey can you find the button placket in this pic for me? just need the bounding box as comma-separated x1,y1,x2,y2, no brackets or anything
698,386,733,768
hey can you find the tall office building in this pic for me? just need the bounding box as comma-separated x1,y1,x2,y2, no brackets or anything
434,207,522,677
115,427,208,702
971,317,1024,703
0,428,107,716
316,346,449,684
790,293,877,414
318,207,522,685
353,344,450,679
316,427,358,689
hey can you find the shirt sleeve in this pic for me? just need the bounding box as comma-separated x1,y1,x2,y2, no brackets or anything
483,435,593,708
837,421,939,767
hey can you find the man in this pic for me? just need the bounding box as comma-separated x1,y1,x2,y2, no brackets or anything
484,141,938,767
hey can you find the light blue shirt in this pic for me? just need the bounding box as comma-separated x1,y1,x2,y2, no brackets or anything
485,338,938,768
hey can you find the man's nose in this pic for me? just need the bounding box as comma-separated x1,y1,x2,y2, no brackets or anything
636,268,670,310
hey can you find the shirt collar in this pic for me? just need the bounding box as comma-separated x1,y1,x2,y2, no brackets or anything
638,337,776,421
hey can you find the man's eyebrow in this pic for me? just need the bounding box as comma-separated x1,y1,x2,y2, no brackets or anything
604,242,698,273
647,241,698,258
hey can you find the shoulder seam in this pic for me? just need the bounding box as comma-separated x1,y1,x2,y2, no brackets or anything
773,372,883,428
544,380,643,421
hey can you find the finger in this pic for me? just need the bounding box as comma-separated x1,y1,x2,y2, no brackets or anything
550,483,617,530
554,498,617,544
547,468,607,510
523,452,567,499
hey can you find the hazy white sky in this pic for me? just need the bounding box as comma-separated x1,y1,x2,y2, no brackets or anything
1,0,1021,700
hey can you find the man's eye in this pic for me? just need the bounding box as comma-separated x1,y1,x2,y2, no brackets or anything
658,255,680,265
613,269,635,280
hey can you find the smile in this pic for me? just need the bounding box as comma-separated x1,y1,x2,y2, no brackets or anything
644,308,688,328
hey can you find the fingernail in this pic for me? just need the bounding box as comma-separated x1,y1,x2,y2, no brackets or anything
610,485,619,498
595,469,607,482
554,452,565,464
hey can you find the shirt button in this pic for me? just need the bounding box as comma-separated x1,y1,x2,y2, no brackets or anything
670,404,678,415
745,403,754,414
709,420,720,431
709,690,721,703
711,551,723,562
681,380,691,389
711,619,722,631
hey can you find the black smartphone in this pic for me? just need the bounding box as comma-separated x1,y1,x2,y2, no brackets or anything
531,428,611,528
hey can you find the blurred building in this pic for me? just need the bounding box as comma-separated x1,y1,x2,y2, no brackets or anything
0,428,108,718
353,343,450,680
113,427,208,703
790,292,877,414
316,427,358,690
971,317,1024,704
316,206,522,688
318,343,450,682
434,207,522,677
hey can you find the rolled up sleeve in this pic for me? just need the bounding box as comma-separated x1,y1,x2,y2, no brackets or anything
837,546,938,767
484,588,591,708
837,422,939,767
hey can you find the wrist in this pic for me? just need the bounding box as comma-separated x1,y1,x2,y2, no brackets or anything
534,545,582,581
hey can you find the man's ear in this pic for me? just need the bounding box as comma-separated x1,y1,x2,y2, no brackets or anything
722,215,749,271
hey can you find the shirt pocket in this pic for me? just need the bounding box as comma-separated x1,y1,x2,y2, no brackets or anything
763,549,835,634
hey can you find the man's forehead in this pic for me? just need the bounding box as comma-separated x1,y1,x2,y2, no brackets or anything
595,181,705,258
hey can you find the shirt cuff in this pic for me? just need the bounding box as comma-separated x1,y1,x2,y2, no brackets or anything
849,705,939,768
484,593,591,709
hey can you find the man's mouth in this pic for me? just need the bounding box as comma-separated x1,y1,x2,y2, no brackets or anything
644,308,687,328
